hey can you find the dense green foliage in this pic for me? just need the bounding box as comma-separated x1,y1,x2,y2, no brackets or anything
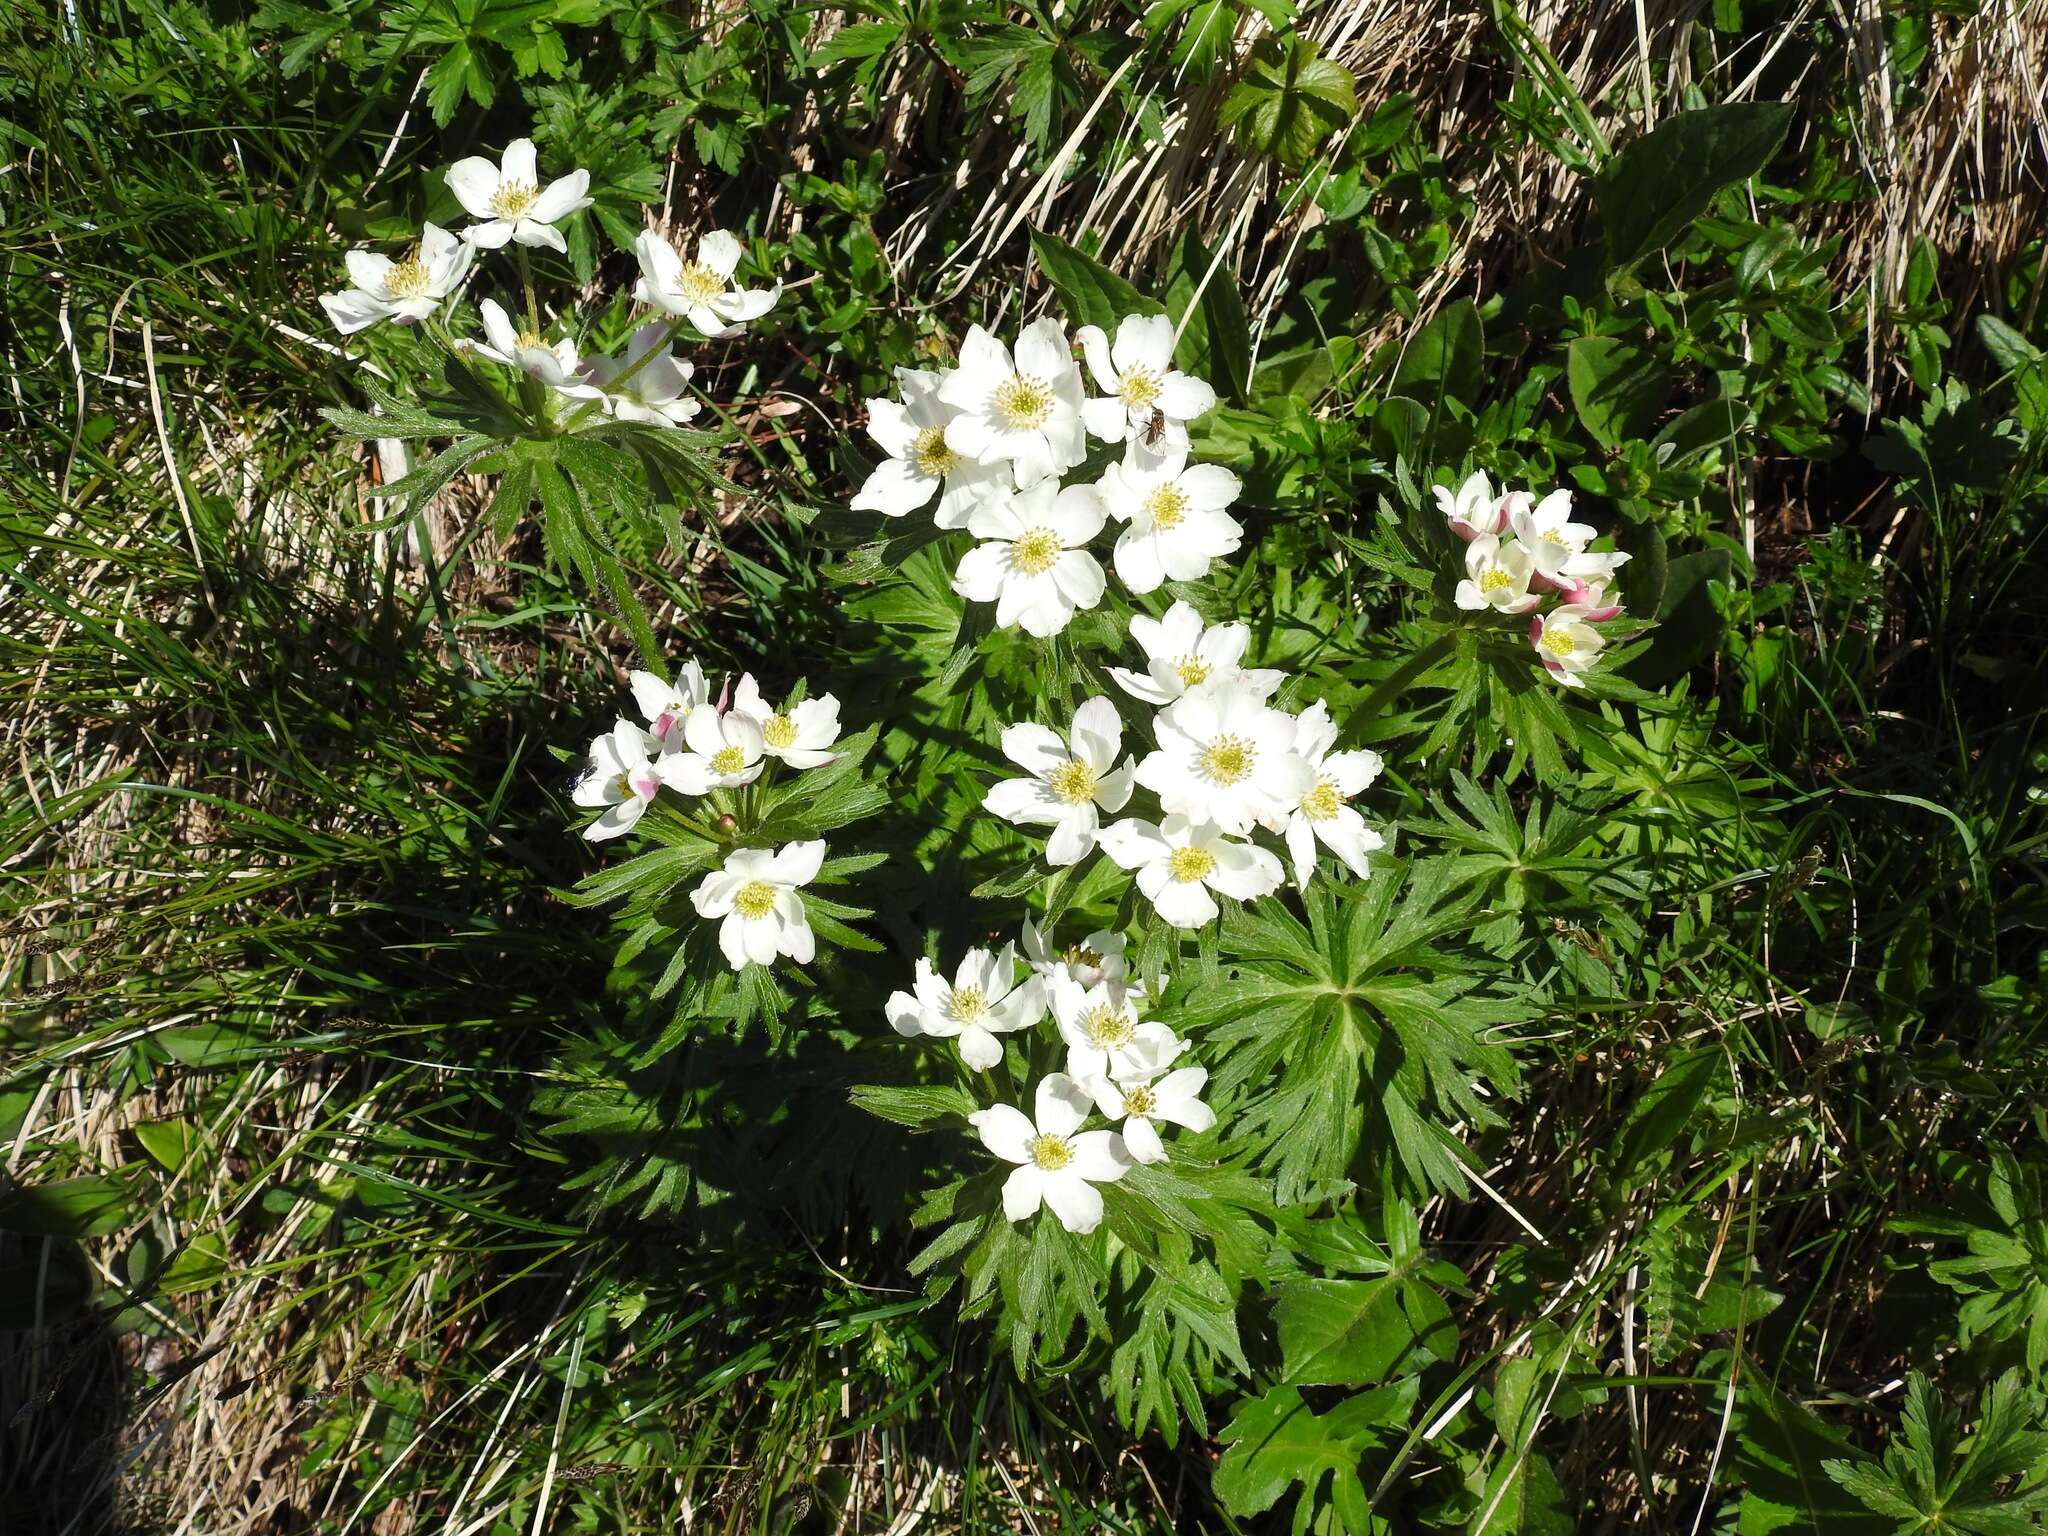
4,0,2046,1531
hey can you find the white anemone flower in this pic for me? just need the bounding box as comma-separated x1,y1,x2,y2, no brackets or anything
1108,600,1284,707
1432,469,1517,541
320,224,472,335
1096,813,1285,929
1020,918,1145,994
447,139,591,252
729,675,841,768
581,323,702,427
572,720,665,842
969,1073,1132,1234
1091,444,1244,595
951,479,1107,638
885,944,1046,1070
1135,679,1305,835
1281,701,1385,887
1453,533,1541,615
1530,593,1622,688
939,320,1087,488
689,840,824,971
633,229,780,339
982,696,1135,865
1510,489,1631,593
658,704,767,793
1051,974,1180,1084
1080,1038,1215,1165
1073,313,1217,449
851,366,1010,527
628,657,709,748
461,299,605,398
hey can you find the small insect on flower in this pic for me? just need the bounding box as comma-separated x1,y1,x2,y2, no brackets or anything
727,675,842,769
1108,600,1284,708
1095,813,1284,929
981,696,1136,865
689,841,826,971
851,366,1011,528
572,721,665,842
633,229,780,340
1073,313,1217,451
950,479,1107,638
446,138,592,253
320,223,473,335
885,943,1046,1070
969,1073,1133,1234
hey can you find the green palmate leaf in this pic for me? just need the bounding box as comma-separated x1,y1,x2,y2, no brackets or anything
1214,1379,1415,1526
1219,33,1358,172
1274,1263,1457,1385
1029,229,1163,336
1595,102,1795,268
1566,335,1674,448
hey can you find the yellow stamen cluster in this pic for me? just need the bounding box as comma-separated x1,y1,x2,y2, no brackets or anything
1198,735,1255,786
1081,1005,1134,1048
991,374,1055,431
382,255,430,299
950,985,988,1022
1175,656,1211,687
710,745,748,775
1120,369,1161,410
491,180,539,218
1540,626,1578,659
1480,567,1514,593
762,714,799,749
912,425,959,478
1123,1084,1156,1116
1046,757,1098,806
1144,485,1188,531
1010,528,1062,575
1029,1133,1073,1170
676,261,726,305
1168,845,1216,883
1300,779,1344,821
734,880,777,919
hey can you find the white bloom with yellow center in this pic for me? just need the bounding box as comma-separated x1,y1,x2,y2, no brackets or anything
447,138,592,253
628,657,709,748
580,323,702,428
1050,974,1180,1084
950,479,1107,638
968,1073,1132,1233
981,696,1135,865
571,720,665,842
1530,594,1620,688
728,674,841,769
885,943,1046,1070
689,840,825,972
320,223,473,335
1079,1034,1214,1165
1454,532,1541,615
1510,489,1631,595
1095,812,1284,929
1432,469,1518,541
633,229,780,339
1135,679,1304,836
1088,443,1244,595
1280,700,1385,887
1020,918,1153,996
851,366,1010,527
939,320,1087,488
656,704,767,794
1108,600,1284,707
461,299,605,398
1073,313,1217,450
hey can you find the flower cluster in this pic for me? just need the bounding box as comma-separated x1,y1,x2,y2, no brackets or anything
571,656,842,971
319,135,780,431
855,313,1234,636
1435,470,1632,687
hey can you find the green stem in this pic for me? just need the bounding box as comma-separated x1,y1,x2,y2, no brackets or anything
515,245,540,334
561,316,688,434
1356,629,1461,724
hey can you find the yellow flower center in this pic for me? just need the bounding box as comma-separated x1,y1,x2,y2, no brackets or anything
1010,527,1062,575
1081,1005,1134,1048
1029,1133,1072,1170
1168,845,1216,883
912,424,959,478
1480,567,1513,593
1197,734,1254,786
733,880,777,919
762,714,799,749
1301,778,1344,820
491,180,539,219
950,985,988,1022
710,745,748,775
612,772,634,798
1144,485,1188,531
1120,369,1161,410
1175,656,1211,688
991,374,1055,432
677,261,726,305
1540,626,1578,659
1124,1084,1156,1116
1063,943,1105,971
382,255,431,300
1046,757,1097,806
